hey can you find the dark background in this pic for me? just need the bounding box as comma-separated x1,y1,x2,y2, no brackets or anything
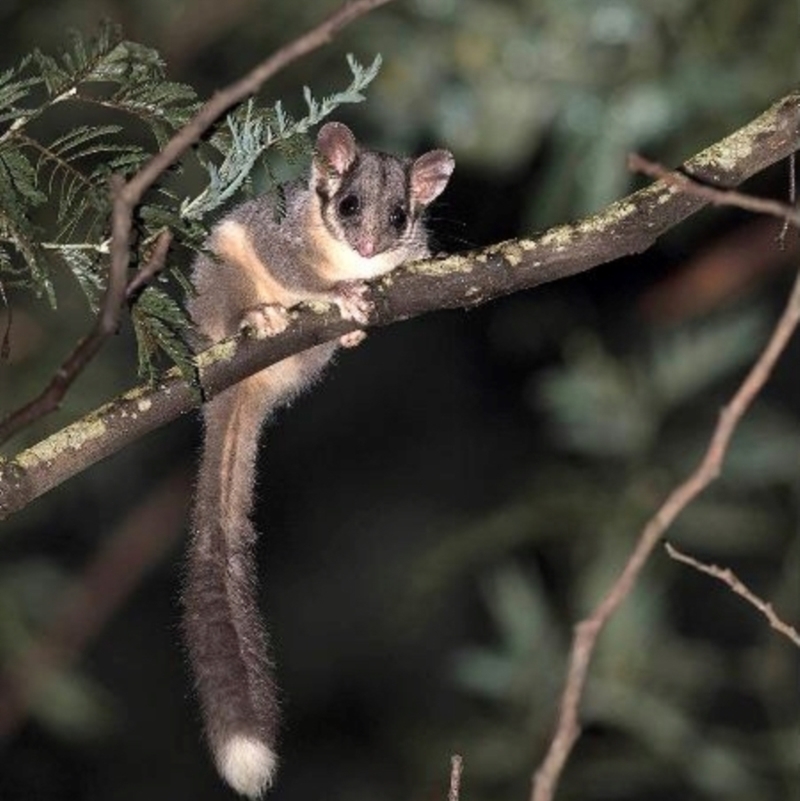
0,2,798,800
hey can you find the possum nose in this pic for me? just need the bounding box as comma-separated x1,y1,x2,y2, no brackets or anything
356,238,375,258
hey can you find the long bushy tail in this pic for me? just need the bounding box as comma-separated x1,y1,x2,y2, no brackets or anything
183,383,279,798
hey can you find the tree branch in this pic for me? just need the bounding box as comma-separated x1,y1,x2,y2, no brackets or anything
0,0,394,446
529,256,800,801
628,152,800,228
0,90,798,520
124,229,173,303
665,541,800,648
448,754,464,801
0,180,166,446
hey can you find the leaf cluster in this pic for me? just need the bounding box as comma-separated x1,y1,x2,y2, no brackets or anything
0,24,380,379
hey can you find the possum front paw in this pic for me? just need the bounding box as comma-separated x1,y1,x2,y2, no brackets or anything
339,330,367,348
332,281,373,326
240,303,291,339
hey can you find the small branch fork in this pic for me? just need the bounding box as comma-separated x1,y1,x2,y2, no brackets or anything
0,0,394,447
665,541,800,648
0,227,172,445
530,161,800,801
533,263,800,801
628,153,800,229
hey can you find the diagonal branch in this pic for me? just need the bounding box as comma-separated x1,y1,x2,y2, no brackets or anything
529,262,800,801
1,90,798,521
0,0,395,447
665,541,800,648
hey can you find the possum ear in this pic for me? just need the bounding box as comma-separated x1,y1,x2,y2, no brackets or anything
315,122,358,176
409,149,455,206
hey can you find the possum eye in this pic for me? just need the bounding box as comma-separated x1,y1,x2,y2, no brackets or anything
338,193,360,217
389,204,407,231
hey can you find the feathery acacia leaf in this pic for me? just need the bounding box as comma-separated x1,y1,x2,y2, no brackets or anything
131,285,194,383
31,24,125,97
0,25,382,378
55,247,105,313
183,53,382,221
101,82,200,148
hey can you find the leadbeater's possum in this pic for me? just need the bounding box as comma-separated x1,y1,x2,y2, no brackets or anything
184,122,454,798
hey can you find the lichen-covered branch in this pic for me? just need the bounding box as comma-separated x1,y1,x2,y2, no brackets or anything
1,90,798,520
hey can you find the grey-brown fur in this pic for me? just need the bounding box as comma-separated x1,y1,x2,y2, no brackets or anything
183,122,454,796
317,149,424,258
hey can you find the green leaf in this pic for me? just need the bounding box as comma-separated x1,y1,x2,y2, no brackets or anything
32,23,124,97
0,148,52,303
0,146,46,206
103,81,199,148
51,245,106,312
131,285,194,382
183,53,383,221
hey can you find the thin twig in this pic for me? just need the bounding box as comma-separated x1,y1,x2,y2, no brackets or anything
629,152,800,229
125,229,173,303
531,261,800,801
448,754,463,801
0,228,173,445
0,0,393,446
665,541,800,648
778,151,797,249
0,277,11,362
0,176,135,444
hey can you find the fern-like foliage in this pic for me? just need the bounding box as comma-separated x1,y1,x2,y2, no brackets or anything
181,53,381,221
0,23,381,380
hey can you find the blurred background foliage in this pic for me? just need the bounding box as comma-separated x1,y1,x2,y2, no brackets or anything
0,1,798,801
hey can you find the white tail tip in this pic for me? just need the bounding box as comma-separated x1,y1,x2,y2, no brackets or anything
217,735,278,798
